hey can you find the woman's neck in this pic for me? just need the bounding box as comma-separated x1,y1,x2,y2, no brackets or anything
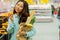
16,13,19,16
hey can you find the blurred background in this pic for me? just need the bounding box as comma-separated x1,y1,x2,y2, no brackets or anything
0,0,60,40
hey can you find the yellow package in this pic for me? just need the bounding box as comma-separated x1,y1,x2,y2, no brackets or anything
40,0,49,4
25,0,36,5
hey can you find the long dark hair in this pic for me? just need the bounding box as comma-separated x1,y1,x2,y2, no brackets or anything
13,0,30,24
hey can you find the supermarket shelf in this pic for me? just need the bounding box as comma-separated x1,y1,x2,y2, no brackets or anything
2,23,8,26
0,28,7,34
29,4,51,9
36,16,53,23
0,13,8,16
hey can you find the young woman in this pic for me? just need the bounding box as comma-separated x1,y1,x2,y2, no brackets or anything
7,0,36,40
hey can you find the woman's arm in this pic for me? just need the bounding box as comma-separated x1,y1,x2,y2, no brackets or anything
26,16,36,37
7,18,14,34
26,27,36,37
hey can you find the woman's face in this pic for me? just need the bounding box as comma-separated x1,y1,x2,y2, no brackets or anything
15,1,24,13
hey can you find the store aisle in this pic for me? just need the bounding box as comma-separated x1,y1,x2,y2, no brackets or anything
32,17,59,40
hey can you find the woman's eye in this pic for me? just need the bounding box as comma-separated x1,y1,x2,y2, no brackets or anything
19,6,23,8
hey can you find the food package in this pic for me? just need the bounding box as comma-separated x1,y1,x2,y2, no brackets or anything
25,0,36,5
39,0,49,4
16,23,32,40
